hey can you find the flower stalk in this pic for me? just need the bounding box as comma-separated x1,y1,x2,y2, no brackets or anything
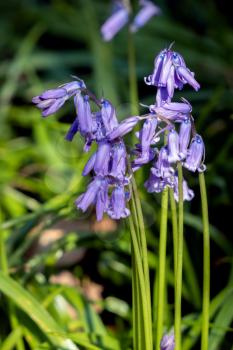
156,187,169,350
199,172,210,350
174,162,184,349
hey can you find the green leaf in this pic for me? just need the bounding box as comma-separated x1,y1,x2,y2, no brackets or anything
0,272,78,349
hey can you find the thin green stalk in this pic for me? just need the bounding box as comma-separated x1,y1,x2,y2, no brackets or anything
127,30,152,348
128,30,139,115
174,162,184,350
199,172,210,350
132,251,143,349
156,187,169,350
128,215,152,350
169,188,178,281
131,177,152,326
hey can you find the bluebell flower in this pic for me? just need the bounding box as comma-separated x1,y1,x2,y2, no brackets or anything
96,179,109,221
154,100,192,122
144,46,200,103
160,332,175,350
130,0,160,33
75,176,105,213
101,1,129,42
109,141,127,180
74,93,93,136
167,128,181,163
32,80,84,117
65,117,79,141
173,175,194,202
133,117,158,165
108,184,130,219
144,172,169,193
152,146,174,179
108,116,140,140
179,117,192,160
94,141,112,176
183,134,206,172
82,153,97,176
101,99,119,133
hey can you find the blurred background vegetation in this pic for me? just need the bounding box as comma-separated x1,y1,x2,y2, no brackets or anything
0,0,232,349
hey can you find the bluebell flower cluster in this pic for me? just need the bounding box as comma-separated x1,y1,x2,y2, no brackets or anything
33,46,206,220
101,0,160,41
133,45,206,201
33,79,140,221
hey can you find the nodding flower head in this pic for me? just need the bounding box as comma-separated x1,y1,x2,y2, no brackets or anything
107,184,130,219
32,80,83,117
130,0,161,33
101,1,129,42
173,175,194,202
183,134,206,172
167,128,181,163
144,46,200,103
101,99,119,133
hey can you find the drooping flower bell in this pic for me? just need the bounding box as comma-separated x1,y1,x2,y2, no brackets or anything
144,45,200,104
101,0,130,42
130,0,160,33
160,332,175,350
32,80,84,117
183,134,206,172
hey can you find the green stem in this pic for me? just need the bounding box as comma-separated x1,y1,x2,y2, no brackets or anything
174,162,184,350
156,187,168,350
131,177,152,322
128,30,139,115
128,215,152,350
199,172,210,350
127,30,152,349
169,188,178,282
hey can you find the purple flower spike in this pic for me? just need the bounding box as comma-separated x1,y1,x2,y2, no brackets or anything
179,117,191,159
160,332,175,350
101,99,119,133
65,117,79,141
173,176,194,202
76,177,103,213
183,134,206,172
94,141,111,176
130,0,160,33
96,179,109,221
109,141,127,180
101,2,129,42
167,128,181,163
82,153,97,176
74,93,93,135
108,185,130,219
108,116,139,140
176,66,200,91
